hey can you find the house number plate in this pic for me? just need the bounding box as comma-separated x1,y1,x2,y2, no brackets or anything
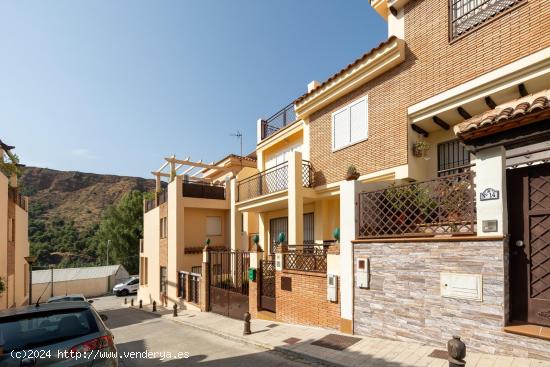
480,188,499,201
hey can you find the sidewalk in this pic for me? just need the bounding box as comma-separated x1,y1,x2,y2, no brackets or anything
133,304,549,367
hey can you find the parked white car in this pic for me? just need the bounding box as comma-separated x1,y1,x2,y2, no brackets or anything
112,277,139,296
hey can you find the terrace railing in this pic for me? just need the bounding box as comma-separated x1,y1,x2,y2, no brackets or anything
237,160,313,202
260,103,297,141
183,181,225,200
282,245,327,273
8,187,27,211
358,171,476,238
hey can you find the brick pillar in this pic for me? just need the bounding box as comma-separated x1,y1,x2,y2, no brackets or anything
249,251,261,318
200,248,210,312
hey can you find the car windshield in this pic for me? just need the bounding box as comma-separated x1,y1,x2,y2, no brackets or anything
49,297,85,302
0,308,99,351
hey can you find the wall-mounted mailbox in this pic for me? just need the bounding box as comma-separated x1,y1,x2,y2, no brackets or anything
275,253,283,271
356,258,370,289
441,273,482,301
327,274,338,302
248,267,256,282
482,220,498,233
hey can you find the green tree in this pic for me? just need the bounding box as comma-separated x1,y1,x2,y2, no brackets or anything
94,190,144,274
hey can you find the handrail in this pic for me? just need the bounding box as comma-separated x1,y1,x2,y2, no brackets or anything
261,103,297,140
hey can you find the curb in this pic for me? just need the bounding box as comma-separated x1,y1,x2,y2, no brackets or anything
167,315,346,367
130,306,346,367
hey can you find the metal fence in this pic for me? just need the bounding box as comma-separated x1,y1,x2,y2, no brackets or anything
8,187,27,211
283,245,327,273
209,250,250,296
261,103,297,141
178,271,201,304
358,171,476,238
450,0,522,39
237,160,313,202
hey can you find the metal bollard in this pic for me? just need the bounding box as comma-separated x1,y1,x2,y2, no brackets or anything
139,299,143,309
173,303,178,317
448,335,466,367
243,312,251,335
124,297,127,305
131,298,134,307
152,301,157,312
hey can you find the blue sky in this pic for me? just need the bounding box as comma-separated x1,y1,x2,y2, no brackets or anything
0,1,386,178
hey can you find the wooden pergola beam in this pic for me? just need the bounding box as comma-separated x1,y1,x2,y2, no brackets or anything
457,107,471,120
518,83,529,97
432,116,450,130
165,157,226,171
411,123,429,137
484,96,497,109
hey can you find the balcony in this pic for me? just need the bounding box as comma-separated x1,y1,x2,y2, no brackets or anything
282,246,327,273
144,189,168,213
260,103,297,141
358,171,476,238
182,181,225,200
8,187,27,211
237,160,313,202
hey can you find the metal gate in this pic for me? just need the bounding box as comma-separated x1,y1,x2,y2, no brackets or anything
260,260,276,312
209,251,250,319
508,163,550,327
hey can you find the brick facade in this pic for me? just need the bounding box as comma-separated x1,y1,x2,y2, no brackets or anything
353,239,550,360
275,270,340,329
309,0,550,186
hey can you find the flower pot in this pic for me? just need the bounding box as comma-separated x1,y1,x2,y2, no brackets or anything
345,172,360,181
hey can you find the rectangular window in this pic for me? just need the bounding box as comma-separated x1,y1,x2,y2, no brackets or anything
24,264,28,296
206,216,222,236
437,139,472,176
332,96,368,151
450,0,523,40
8,218,14,242
159,217,168,239
140,257,148,285
160,266,167,293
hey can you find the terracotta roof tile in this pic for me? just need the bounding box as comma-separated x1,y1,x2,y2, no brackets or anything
454,89,550,137
294,36,399,105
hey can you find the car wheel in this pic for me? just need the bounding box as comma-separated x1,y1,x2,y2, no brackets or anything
120,289,129,296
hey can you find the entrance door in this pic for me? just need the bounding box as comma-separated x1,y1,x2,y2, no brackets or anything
260,259,276,312
269,217,288,254
508,163,550,327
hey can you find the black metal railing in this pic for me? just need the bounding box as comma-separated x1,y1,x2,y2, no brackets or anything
183,181,225,200
178,272,187,299
238,162,289,202
189,273,200,304
8,187,27,211
261,103,297,141
358,171,476,238
237,160,312,202
209,250,250,296
144,190,168,213
191,266,202,275
157,189,168,205
282,245,327,273
450,0,522,39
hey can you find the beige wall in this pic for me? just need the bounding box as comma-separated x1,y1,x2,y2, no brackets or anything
14,205,29,306
0,174,8,309
184,208,227,247
32,276,111,303
138,206,161,305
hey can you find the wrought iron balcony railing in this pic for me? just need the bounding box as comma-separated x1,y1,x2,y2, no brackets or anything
358,171,476,238
8,187,27,211
260,103,297,141
450,0,523,39
237,160,313,202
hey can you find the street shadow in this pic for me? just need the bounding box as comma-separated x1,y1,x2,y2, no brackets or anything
103,308,162,329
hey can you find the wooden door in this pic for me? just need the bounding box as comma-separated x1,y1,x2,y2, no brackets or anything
508,163,550,326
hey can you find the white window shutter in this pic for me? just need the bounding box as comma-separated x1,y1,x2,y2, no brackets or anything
350,98,368,142
333,109,349,149
206,216,222,236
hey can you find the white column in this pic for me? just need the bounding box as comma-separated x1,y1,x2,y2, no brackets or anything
339,180,360,329
230,178,239,251
259,212,267,254
256,118,264,145
475,146,508,237
288,151,303,245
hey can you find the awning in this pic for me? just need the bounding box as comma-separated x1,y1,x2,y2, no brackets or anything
454,89,550,141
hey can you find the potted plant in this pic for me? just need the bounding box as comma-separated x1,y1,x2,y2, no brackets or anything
345,165,360,181
412,141,430,158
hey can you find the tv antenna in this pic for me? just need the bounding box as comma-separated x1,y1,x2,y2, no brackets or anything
230,131,243,166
